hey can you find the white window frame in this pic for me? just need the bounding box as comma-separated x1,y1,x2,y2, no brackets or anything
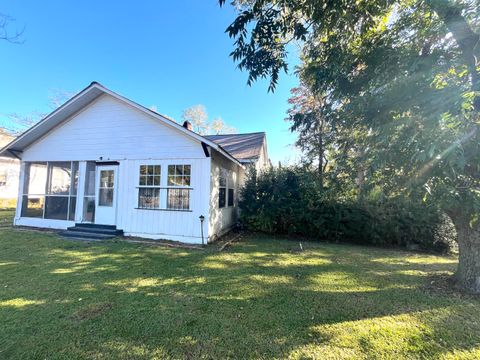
166,164,191,210
137,165,162,209
136,162,192,212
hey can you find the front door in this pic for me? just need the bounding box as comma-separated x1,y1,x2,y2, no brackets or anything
95,165,118,225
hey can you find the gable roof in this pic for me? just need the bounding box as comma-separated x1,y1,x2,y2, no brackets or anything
204,132,266,163
0,82,242,166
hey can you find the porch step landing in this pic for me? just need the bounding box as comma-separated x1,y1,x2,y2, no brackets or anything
60,223,123,241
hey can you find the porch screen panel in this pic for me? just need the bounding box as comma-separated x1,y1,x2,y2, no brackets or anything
21,162,47,218
45,162,71,220
21,161,79,220
83,162,96,222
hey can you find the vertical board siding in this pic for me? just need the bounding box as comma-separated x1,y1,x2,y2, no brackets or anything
18,94,213,243
22,95,204,162
115,158,211,242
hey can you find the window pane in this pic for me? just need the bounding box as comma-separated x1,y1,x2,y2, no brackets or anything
219,188,226,208
147,165,154,175
139,176,147,186
83,197,95,222
182,175,190,187
154,165,161,175
167,189,190,210
138,188,160,209
176,165,184,175
228,189,234,207
140,165,147,175
183,165,191,176
25,162,47,194
44,196,69,220
21,195,44,218
168,175,181,186
69,197,76,221
153,176,161,186
168,165,175,175
71,162,79,195
147,176,153,186
100,170,114,188
219,169,227,187
84,162,96,196
99,189,113,206
47,162,71,195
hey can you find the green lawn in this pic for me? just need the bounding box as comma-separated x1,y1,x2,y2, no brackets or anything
1,210,479,359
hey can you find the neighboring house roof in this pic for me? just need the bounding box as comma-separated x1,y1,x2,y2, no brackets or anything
204,132,266,163
0,82,243,167
0,129,14,148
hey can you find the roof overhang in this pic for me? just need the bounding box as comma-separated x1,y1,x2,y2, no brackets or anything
0,82,243,167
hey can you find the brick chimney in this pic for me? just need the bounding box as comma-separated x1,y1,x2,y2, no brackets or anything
182,121,193,131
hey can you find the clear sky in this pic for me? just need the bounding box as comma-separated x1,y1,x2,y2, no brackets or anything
0,0,300,164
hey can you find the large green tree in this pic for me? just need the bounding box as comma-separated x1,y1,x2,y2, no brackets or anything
220,0,480,292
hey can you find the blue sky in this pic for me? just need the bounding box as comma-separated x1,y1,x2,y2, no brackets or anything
0,1,300,163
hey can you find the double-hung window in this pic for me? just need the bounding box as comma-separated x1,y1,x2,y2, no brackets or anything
167,165,191,210
137,164,191,211
219,169,227,208
138,165,161,209
219,168,235,208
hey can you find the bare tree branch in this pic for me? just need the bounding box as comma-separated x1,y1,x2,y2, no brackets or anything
0,13,24,44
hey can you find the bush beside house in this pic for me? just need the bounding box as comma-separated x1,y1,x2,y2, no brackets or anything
240,167,456,253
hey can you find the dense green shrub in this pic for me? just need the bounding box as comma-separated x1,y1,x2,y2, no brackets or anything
239,167,455,253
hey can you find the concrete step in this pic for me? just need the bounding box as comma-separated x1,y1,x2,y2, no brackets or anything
73,223,118,230
61,230,118,240
66,226,123,236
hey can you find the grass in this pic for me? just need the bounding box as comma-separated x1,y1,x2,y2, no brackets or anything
0,209,479,359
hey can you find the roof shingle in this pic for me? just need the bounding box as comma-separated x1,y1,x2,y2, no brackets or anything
204,132,265,162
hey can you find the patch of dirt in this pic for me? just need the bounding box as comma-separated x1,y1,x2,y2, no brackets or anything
422,273,480,299
216,228,248,251
71,302,113,322
120,236,205,250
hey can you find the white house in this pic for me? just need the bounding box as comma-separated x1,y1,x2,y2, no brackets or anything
0,82,269,243
0,129,20,204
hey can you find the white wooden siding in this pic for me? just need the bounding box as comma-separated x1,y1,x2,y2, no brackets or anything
17,94,213,243
22,94,205,162
117,158,211,243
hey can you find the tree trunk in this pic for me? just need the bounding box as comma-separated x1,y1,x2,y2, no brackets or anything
356,147,366,199
449,210,480,293
426,0,480,110
318,130,324,190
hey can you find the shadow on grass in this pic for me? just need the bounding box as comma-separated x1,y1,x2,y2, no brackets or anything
0,229,476,359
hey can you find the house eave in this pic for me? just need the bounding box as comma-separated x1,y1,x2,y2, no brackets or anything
0,82,244,168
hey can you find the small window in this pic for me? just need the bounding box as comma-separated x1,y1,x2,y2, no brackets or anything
219,169,227,208
138,165,161,209
228,188,234,207
98,170,114,207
